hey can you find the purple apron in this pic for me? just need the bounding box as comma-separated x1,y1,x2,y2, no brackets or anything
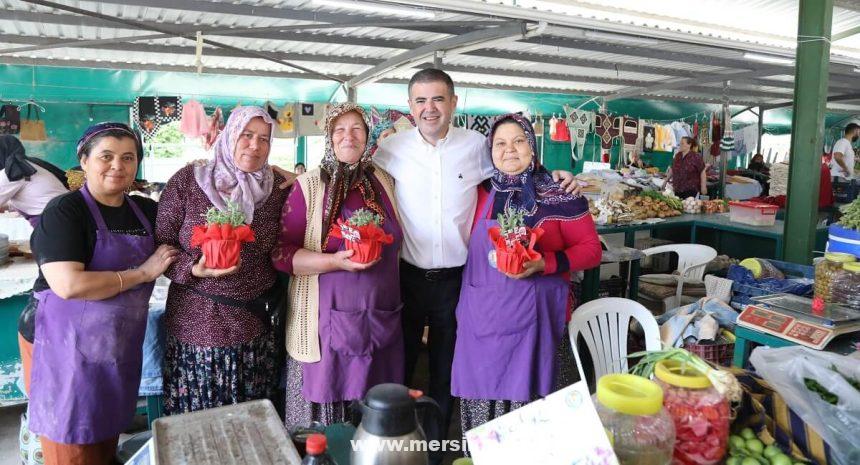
301,184,405,403
28,183,155,444
451,189,568,402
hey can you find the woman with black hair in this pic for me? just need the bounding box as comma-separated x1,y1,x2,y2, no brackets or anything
22,122,178,465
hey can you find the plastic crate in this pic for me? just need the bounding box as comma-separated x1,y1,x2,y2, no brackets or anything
728,201,778,226
684,337,735,367
730,259,814,309
833,179,859,204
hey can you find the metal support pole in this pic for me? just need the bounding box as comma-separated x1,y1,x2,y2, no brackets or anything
757,106,764,156
346,85,357,103
783,0,833,264
433,51,442,69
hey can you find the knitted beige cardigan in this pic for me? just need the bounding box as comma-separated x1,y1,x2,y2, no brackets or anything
285,167,399,362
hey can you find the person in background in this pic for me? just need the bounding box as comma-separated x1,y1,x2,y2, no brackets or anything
831,123,859,180
0,135,68,227
294,162,307,175
274,103,403,431
748,153,769,175
626,149,650,169
452,114,601,433
22,122,178,465
373,68,581,465
156,106,289,416
663,136,706,198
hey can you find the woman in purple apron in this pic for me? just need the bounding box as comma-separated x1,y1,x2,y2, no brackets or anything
451,114,602,433
25,123,178,465
273,103,404,431
0,135,68,228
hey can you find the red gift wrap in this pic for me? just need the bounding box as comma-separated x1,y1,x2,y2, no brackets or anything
488,226,544,274
190,223,255,269
329,219,394,264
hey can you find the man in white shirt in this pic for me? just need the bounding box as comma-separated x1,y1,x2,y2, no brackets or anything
830,123,859,180
374,69,579,460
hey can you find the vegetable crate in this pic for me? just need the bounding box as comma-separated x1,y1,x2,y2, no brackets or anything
684,336,735,367
730,260,814,309
832,179,859,204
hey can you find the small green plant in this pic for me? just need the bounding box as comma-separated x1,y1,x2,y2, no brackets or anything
347,208,383,227
837,197,860,231
497,207,527,236
203,200,246,226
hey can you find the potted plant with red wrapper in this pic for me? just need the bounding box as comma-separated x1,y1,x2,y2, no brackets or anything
329,208,393,264
489,207,543,274
190,201,255,269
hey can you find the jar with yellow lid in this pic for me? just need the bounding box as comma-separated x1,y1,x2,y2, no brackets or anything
831,262,860,309
653,360,729,465
814,253,856,302
593,374,675,465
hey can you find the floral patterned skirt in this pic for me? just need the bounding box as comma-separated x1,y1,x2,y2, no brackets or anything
162,332,277,416
283,356,352,433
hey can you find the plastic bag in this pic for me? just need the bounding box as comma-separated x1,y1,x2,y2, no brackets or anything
749,346,860,465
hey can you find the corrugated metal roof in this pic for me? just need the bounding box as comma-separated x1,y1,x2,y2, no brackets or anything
0,0,858,111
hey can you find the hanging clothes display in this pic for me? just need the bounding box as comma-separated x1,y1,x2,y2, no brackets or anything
551,117,571,142
643,125,656,152
278,103,296,137
595,113,619,150
203,107,223,151
179,99,209,138
698,118,711,155
0,104,21,135
621,117,639,152
710,115,723,156
297,103,329,136
532,114,544,137
563,107,594,161
468,115,492,136
134,96,182,137
548,114,558,139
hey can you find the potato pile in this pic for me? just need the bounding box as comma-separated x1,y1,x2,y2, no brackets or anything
623,195,683,220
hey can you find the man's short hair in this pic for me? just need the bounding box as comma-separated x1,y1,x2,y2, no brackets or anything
408,69,455,98
845,123,860,135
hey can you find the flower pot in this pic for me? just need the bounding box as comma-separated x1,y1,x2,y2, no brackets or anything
346,239,383,264
202,239,242,269
496,245,527,274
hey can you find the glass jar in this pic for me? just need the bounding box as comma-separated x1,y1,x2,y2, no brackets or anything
654,360,730,465
814,253,856,302
831,262,860,309
594,374,675,465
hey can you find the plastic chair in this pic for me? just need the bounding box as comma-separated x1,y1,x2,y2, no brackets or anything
568,297,661,384
641,244,717,309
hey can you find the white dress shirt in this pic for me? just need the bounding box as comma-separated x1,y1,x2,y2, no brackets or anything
375,126,494,269
830,137,856,179
0,164,68,216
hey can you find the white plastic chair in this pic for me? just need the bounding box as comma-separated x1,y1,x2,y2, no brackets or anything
568,297,661,384
641,244,718,309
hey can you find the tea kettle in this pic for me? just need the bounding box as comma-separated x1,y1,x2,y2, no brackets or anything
351,383,442,465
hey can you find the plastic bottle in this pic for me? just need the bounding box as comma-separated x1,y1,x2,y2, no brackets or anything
302,434,338,465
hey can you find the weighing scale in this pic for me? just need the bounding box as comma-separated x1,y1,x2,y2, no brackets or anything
737,294,860,350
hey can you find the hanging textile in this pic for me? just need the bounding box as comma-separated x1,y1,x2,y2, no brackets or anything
0,105,21,135
203,107,223,151
391,110,415,133
278,103,296,137
698,119,711,155
134,96,182,137
550,117,571,142
710,115,723,156
621,117,639,151
467,115,492,136
297,103,329,136
595,113,618,150
19,106,46,141
179,99,209,138
563,106,594,161
548,114,558,139
643,125,656,152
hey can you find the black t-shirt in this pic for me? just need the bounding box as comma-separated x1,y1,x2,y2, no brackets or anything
20,191,157,341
